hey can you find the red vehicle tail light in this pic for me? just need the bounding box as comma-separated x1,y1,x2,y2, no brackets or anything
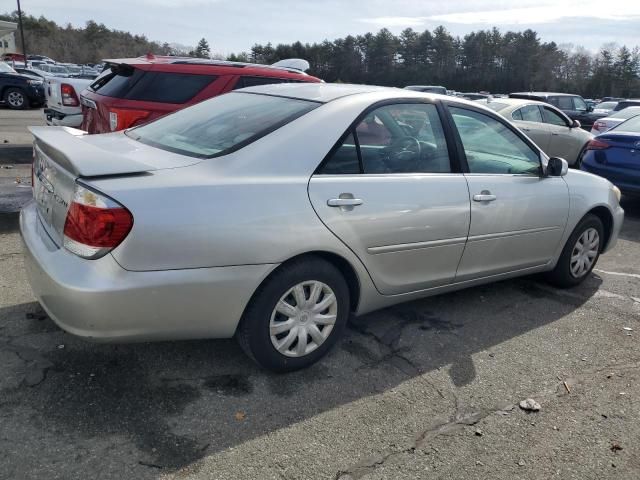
60,83,79,107
63,185,133,259
108,108,151,131
585,139,610,150
592,121,606,132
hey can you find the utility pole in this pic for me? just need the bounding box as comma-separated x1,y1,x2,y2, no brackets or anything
16,0,27,67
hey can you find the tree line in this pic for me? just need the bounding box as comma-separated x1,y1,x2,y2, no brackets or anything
232,27,640,98
3,10,638,98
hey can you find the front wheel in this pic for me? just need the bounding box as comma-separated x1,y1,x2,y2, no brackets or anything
545,214,604,288
236,257,350,372
4,88,29,110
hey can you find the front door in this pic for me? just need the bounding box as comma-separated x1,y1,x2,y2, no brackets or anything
447,105,570,281
308,102,470,295
542,105,583,163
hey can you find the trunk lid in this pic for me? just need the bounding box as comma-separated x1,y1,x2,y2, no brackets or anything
30,126,199,245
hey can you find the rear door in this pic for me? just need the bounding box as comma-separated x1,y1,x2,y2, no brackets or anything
308,101,471,295
446,104,569,281
510,104,551,151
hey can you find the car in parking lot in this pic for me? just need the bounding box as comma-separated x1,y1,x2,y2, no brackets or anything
509,92,599,129
22,83,623,371
612,99,640,112
581,114,640,197
592,101,618,116
80,55,322,133
481,98,592,166
0,61,45,109
404,85,447,95
591,106,640,134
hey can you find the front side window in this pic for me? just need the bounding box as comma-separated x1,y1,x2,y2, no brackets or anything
320,103,451,174
450,107,541,175
515,105,543,123
573,97,587,111
542,107,568,126
128,92,319,158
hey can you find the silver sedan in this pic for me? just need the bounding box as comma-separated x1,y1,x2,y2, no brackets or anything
479,98,593,166
21,83,624,371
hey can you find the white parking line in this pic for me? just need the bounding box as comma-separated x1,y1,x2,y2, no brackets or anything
594,269,640,280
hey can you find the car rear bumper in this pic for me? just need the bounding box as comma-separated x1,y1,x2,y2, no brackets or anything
20,201,275,342
44,108,83,128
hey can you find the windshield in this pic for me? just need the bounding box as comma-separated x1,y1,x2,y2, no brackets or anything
612,115,640,133
611,107,640,120
0,62,16,73
128,92,320,158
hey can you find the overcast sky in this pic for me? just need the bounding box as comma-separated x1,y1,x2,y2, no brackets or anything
15,0,640,54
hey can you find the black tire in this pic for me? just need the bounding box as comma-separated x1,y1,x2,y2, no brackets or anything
236,257,350,372
545,214,604,288
3,88,29,110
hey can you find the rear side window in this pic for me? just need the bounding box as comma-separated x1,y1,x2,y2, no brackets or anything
90,66,215,103
233,76,299,90
128,92,319,158
125,72,215,103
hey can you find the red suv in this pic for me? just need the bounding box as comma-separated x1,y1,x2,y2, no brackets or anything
80,56,322,133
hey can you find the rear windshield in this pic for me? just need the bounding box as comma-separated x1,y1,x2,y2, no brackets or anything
595,101,617,110
127,92,320,158
90,65,215,103
611,107,640,120
612,115,640,133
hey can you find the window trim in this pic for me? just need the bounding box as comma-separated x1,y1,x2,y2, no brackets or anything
441,100,544,176
313,98,462,176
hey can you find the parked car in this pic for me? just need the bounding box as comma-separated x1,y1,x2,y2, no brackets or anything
581,114,640,196
590,106,640,134
592,101,618,116
0,61,45,109
22,83,623,371
44,75,96,127
509,92,599,129
404,85,447,95
480,98,592,166
462,92,492,100
612,99,640,112
33,64,70,77
80,55,322,133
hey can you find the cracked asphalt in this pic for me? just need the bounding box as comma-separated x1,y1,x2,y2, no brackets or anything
0,196,639,480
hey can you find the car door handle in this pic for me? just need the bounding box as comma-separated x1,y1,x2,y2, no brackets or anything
327,198,364,207
551,132,559,136
521,127,531,131
473,193,497,202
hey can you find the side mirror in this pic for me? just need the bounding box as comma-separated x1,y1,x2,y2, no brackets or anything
571,119,581,129
546,157,569,177
587,105,594,113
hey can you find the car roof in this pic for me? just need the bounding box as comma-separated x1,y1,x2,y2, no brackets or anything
235,82,477,105
103,55,314,77
478,98,549,108
510,92,579,98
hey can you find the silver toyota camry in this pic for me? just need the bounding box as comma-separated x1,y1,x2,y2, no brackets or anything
21,83,624,371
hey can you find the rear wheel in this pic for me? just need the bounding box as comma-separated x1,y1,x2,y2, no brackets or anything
546,214,604,288
4,88,29,110
237,257,350,372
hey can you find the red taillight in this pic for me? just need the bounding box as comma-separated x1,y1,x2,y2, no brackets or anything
63,185,133,259
585,139,611,150
61,83,79,107
108,108,150,131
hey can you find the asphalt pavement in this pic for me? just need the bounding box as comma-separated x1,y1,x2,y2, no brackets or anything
0,195,639,479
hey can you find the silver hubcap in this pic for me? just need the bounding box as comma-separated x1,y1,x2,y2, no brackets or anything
7,91,24,107
570,227,599,278
269,280,338,358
